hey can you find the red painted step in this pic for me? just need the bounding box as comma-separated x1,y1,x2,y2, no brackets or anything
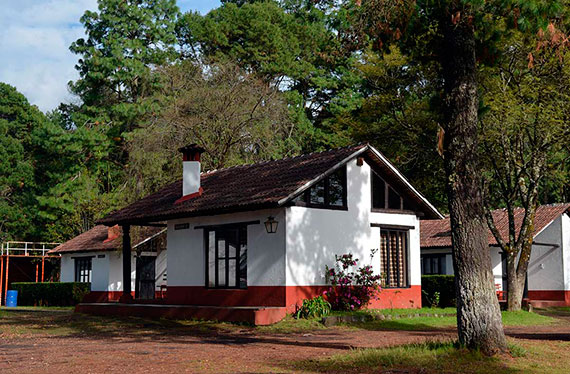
75,303,287,325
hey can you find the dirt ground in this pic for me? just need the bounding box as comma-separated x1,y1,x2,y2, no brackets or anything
1,309,569,374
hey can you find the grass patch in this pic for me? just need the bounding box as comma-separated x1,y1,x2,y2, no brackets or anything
331,307,456,317
502,310,555,326
291,339,570,374
256,315,326,334
335,310,556,331
291,340,507,374
507,342,527,358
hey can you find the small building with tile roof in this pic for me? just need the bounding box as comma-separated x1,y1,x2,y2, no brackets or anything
420,203,570,307
75,143,444,324
49,225,167,301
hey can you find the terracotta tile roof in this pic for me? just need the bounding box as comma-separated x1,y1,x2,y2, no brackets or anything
420,203,570,248
98,144,442,225
49,225,165,254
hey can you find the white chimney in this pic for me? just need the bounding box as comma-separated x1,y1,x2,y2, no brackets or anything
179,144,205,197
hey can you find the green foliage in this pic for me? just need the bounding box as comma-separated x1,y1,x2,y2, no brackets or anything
421,275,455,308
12,282,91,307
0,83,40,240
69,0,180,130
126,60,297,198
480,30,570,208
295,296,332,319
338,46,447,210
177,0,360,150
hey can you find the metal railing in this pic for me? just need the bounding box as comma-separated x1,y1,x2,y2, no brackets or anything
1,241,60,257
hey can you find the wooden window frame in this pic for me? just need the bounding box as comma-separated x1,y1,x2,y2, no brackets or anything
371,169,405,212
292,166,348,210
74,256,93,283
380,228,410,289
421,254,447,275
204,224,249,290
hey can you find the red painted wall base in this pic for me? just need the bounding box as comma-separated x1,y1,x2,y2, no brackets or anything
75,303,286,326
527,290,570,306
285,285,422,313
79,285,422,323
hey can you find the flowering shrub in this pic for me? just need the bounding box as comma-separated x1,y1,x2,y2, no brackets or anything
324,253,382,311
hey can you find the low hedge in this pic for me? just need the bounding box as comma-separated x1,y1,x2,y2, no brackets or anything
11,282,91,307
422,275,456,308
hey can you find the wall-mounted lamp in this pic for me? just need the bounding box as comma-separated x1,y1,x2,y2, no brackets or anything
264,216,278,234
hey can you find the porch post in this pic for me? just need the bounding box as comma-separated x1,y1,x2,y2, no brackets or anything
120,224,133,302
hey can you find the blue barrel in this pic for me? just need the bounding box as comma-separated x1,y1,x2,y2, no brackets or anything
6,290,18,307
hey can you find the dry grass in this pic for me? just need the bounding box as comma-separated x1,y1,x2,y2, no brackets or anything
289,339,570,374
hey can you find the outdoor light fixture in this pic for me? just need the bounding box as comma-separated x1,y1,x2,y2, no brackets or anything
264,216,278,234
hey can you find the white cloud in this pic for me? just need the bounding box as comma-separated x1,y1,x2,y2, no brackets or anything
0,0,219,113
0,0,97,112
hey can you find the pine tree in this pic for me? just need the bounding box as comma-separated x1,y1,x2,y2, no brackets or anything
348,0,564,354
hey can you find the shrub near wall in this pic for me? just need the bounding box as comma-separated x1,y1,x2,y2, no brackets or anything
12,282,91,306
421,275,455,307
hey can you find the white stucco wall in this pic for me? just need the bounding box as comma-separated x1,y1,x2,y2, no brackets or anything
60,251,135,292
155,247,168,288
528,216,564,291
166,209,286,287
563,213,570,291
91,253,109,291
60,254,74,282
285,158,422,287
107,251,136,292
420,214,568,293
490,247,503,291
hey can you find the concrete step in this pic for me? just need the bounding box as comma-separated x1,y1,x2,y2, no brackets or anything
76,303,287,325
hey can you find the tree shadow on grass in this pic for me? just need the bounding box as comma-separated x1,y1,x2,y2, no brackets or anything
281,341,524,374
0,308,362,350
335,317,457,332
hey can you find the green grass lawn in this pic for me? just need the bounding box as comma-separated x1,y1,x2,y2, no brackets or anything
337,310,556,331
288,339,570,374
331,307,457,317
0,306,557,336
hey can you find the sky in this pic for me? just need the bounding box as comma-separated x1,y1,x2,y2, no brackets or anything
0,0,220,112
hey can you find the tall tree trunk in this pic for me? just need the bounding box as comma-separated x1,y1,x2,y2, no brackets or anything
441,20,507,355
506,253,525,311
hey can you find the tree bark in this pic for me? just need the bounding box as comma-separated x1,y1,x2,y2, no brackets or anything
440,20,508,355
506,253,525,311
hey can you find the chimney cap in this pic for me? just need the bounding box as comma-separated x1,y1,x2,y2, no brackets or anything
178,144,205,154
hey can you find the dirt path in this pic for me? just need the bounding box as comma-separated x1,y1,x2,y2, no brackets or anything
0,328,455,373
1,310,569,374
0,312,453,374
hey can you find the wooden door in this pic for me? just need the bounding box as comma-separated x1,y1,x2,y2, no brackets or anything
136,256,156,299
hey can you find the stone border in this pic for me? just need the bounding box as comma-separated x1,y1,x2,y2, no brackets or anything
321,312,456,326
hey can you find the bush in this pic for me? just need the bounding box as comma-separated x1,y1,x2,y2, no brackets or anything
296,295,332,319
325,253,382,311
11,282,91,307
421,275,455,307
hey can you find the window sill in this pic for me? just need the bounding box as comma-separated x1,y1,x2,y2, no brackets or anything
371,208,417,215
292,202,348,211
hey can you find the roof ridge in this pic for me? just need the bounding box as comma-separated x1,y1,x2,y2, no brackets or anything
493,203,570,212
200,143,367,175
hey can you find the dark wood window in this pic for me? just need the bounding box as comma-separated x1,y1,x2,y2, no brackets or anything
380,229,408,288
421,254,447,275
206,226,247,289
372,172,386,209
293,166,347,209
74,257,92,283
372,170,407,211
